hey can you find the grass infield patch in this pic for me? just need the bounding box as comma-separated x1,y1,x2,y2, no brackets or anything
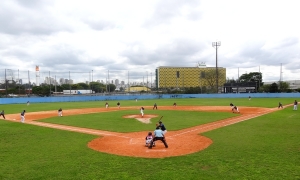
38,110,238,132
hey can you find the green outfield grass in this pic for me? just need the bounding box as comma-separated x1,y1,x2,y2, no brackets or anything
0,97,297,114
0,98,299,179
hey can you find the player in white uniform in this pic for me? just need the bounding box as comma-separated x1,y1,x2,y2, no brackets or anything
58,108,63,117
20,110,26,123
140,107,144,117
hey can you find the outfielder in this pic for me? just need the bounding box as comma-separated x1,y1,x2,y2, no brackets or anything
105,102,109,108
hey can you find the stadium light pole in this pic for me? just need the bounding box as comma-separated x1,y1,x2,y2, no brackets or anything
212,41,221,93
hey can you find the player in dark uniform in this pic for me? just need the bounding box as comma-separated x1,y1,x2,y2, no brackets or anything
158,121,167,135
173,102,177,107
278,102,283,109
0,110,5,119
153,103,158,110
230,103,234,112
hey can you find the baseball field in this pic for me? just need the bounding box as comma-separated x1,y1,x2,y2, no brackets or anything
0,98,299,179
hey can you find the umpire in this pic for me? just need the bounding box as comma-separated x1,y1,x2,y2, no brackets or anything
148,126,168,149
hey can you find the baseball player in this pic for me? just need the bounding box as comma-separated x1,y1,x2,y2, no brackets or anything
105,102,109,108
0,110,5,119
27,101,30,106
278,102,283,109
158,121,167,135
145,132,155,147
230,103,235,112
58,108,63,117
140,107,144,117
20,110,26,123
117,102,120,109
153,103,158,110
173,102,177,107
233,106,240,113
293,100,298,110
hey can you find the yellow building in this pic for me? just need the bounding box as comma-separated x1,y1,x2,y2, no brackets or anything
155,65,226,90
125,86,151,92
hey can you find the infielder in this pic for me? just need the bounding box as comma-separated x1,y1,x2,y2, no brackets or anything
0,110,5,119
230,103,235,112
293,100,298,110
58,108,63,117
20,110,26,123
117,102,120,109
233,106,240,113
278,102,283,109
105,102,109,108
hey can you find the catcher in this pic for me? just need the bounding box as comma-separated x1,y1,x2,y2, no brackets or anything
145,132,155,147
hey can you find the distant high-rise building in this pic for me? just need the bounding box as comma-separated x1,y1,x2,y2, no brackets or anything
115,79,119,86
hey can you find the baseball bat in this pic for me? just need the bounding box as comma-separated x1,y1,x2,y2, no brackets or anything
159,116,163,121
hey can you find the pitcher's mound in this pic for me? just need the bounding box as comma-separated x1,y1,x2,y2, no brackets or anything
123,114,158,124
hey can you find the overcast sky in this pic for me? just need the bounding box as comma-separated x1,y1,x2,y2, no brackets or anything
0,0,299,84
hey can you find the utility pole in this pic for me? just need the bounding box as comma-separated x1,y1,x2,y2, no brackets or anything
212,41,221,93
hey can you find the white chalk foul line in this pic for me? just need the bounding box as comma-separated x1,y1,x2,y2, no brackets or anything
27,121,130,139
168,109,274,138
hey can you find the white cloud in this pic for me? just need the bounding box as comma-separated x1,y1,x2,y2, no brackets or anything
0,0,299,84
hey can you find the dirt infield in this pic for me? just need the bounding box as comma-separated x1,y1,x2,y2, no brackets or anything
4,106,281,158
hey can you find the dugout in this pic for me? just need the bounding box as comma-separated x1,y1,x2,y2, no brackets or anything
223,82,258,93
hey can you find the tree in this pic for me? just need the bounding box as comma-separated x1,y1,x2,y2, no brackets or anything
269,83,279,93
77,83,89,89
239,72,261,83
107,84,116,92
205,71,217,92
90,82,105,93
278,81,289,92
258,84,270,92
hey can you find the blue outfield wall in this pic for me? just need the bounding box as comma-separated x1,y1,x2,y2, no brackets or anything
0,93,300,104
